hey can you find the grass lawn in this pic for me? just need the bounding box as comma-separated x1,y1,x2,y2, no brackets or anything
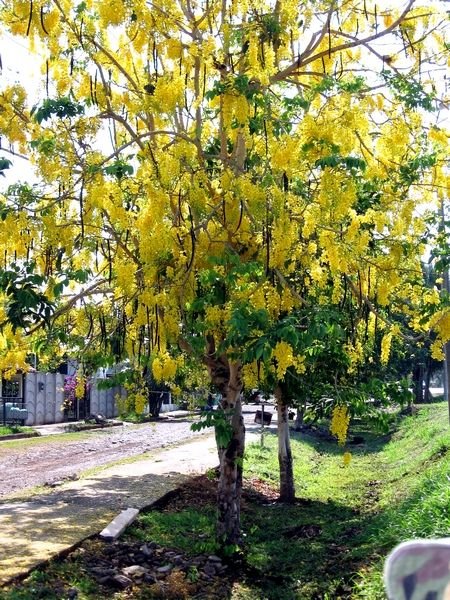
237,402,450,599
1,401,449,599
0,425,35,437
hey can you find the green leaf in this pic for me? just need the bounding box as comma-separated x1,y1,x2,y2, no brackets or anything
30,137,56,156
75,1,87,14
53,281,66,297
70,269,91,283
205,80,228,100
33,97,85,124
0,157,12,176
382,70,435,112
104,161,134,179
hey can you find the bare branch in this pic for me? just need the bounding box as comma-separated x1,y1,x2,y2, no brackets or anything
271,0,415,83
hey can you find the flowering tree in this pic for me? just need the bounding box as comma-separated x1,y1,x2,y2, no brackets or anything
0,0,448,543
62,371,86,412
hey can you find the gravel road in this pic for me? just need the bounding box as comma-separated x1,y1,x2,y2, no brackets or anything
0,405,269,499
0,418,209,498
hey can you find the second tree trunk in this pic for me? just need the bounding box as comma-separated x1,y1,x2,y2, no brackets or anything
275,385,295,503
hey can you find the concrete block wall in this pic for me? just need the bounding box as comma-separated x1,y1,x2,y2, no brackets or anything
25,372,65,425
160,403,179,413
89,381,125,419
23,374,178,425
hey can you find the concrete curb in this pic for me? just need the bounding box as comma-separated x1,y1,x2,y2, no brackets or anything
63,421,124,433
0,432,40,442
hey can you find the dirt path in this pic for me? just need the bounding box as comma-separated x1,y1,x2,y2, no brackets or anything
0,434,222,584
0,409,265,585
0,406,267,499
0,419,208,498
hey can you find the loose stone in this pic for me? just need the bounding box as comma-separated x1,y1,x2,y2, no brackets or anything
111,574,133,589
140,543,154,557
203,564,217,577
122,565,148,578
157,564,172,574
207,555,222,563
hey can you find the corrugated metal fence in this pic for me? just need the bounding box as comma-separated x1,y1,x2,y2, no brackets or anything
1,373,179,426
23,373,125,426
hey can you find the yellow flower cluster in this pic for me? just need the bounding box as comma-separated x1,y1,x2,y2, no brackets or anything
97,0,126,27
423,289,440,306
270,216,297,271
345,340,364,374
169,384,182,397
0,324,30,379
330,405,350,446
427,310,450,360
152,353,179,382
123,372,149,415
430,311,450,340
376,280,390,306
272,341,305,381
242,361,259,389
271,137,300,173
75,374,85,400
378,119,411,163
153,75,184,114
380,332,393,366
272,341,294,380
0,85,28,150
131,388,147,415
0,348,29,380
430,340,445,361
205,305,225,328
115,259,136,296
165,39,183,61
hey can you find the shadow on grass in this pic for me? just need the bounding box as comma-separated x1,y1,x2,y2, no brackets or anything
255,425,393,457
301,430,393,457
236,495,363,599
127,475,375,599
236,471,449,599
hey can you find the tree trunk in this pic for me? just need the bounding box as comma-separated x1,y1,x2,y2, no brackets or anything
294,400,306,431
413,363,425,404
275,385,295,503
203,338,245,545
216,361,245,545
423,361,432,403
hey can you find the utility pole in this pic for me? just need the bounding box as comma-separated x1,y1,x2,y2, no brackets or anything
442,273,450,424
439,199,450,424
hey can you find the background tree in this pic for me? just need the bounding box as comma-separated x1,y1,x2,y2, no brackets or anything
0,0,448,544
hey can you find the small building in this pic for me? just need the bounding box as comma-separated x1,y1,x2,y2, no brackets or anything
1,371,179,426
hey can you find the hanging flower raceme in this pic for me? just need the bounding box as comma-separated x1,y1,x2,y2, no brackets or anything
75,373,86,399
151,352,180,383
271,341,306,381
330,405,350,446
123,377,148,415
